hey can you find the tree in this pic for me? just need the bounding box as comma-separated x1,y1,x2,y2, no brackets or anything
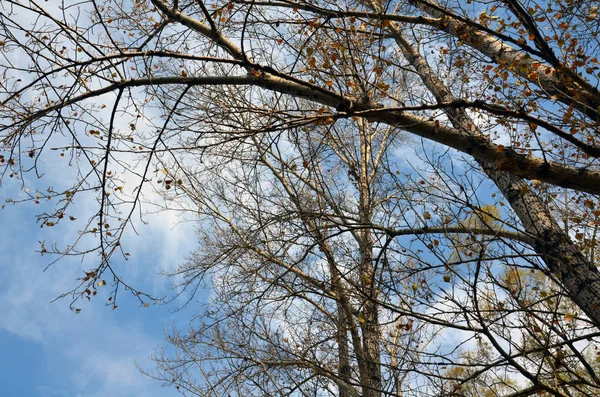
2,0,600,395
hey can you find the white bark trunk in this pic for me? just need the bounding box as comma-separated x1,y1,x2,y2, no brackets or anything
383,16,600,326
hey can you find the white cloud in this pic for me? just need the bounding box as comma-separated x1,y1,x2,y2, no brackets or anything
0,3,206,395
0,190,193,397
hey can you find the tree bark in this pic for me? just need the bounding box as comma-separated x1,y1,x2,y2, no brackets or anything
410,0,600,121
381,14,600,327
357,120,382,397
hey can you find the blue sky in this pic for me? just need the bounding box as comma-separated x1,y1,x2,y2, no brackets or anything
0,175,202,397
2,3,208,391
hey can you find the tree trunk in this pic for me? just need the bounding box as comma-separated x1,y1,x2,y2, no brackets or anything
383,17,600,327
358,120,383,397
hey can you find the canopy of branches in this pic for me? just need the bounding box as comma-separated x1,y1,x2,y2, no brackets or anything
2,0,600,396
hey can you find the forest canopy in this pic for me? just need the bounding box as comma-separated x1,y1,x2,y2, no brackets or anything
2,0,600,395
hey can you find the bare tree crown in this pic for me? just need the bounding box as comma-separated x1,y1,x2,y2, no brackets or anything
2,0,600,395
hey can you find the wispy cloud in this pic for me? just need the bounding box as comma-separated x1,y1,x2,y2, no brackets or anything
0,179,198,396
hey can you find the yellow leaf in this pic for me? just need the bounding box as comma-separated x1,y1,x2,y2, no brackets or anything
565,313,574,322
519,185,529,196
